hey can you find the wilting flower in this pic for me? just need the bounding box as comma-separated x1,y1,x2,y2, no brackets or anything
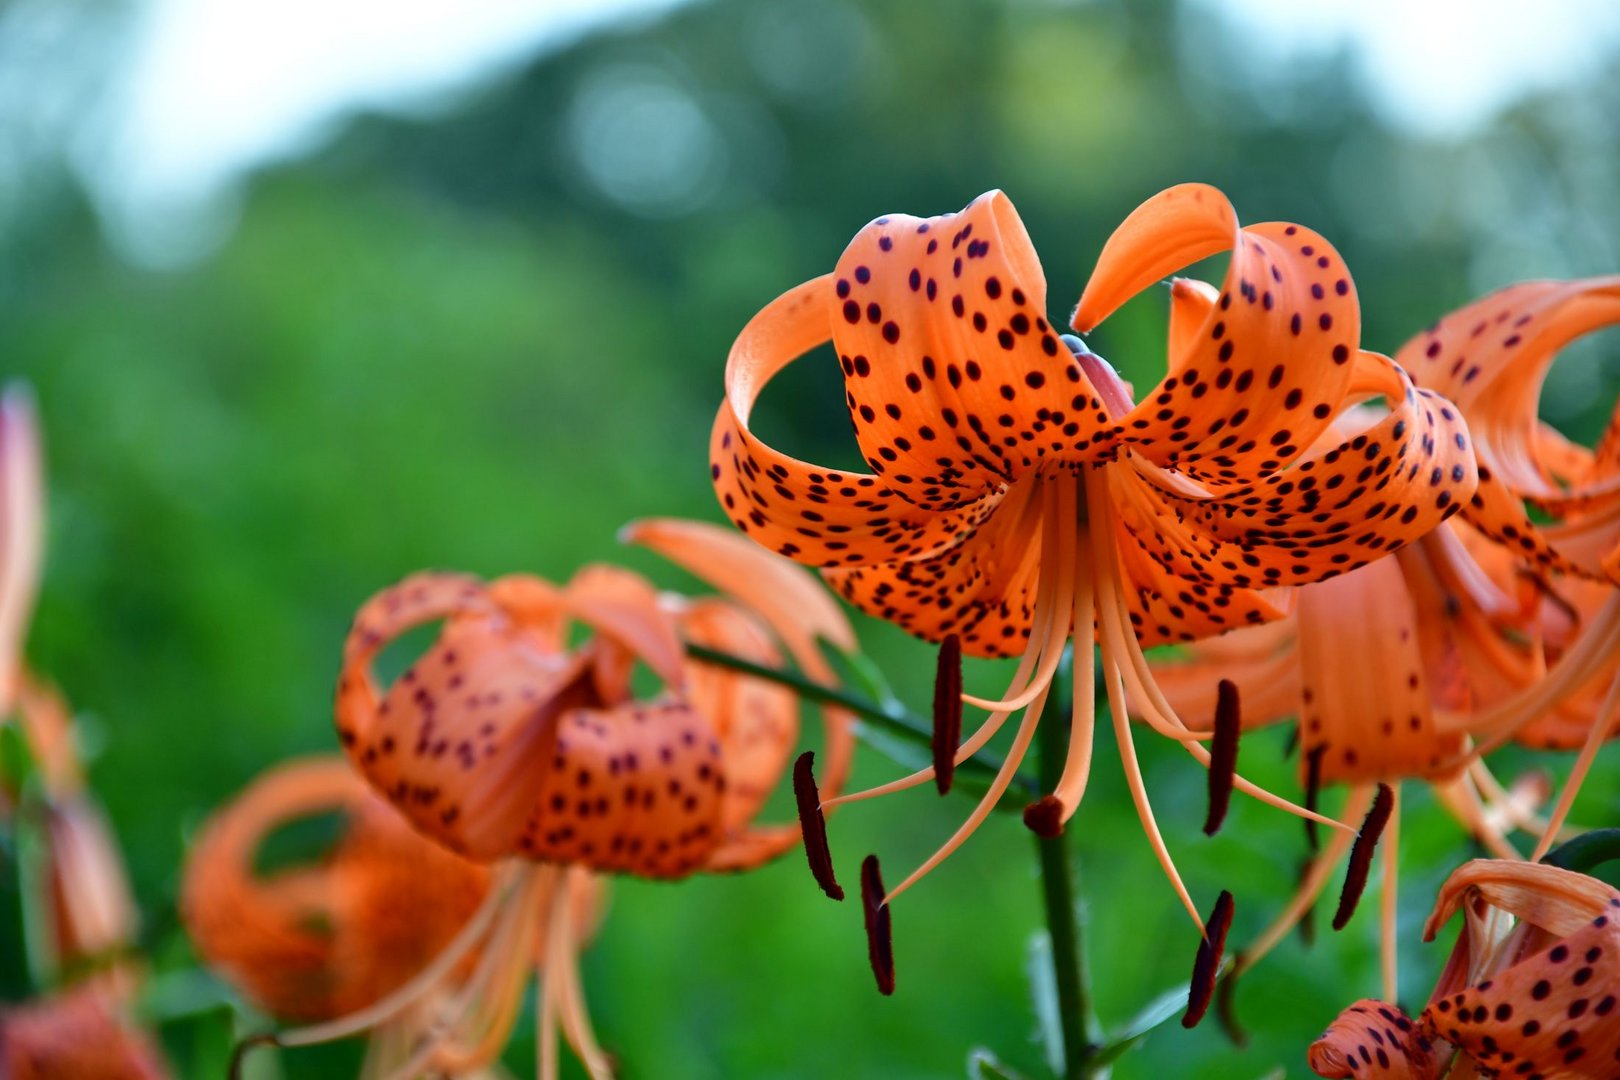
709,183,1478,998
0,983,169,1080
183,756,507,1075
244,519,854,1077
1309,859,1620,1078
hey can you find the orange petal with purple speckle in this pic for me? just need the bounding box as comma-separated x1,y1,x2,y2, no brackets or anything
1307,1000,1438,1079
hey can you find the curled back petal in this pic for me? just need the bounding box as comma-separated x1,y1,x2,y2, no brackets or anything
517,699,726,879
563,564,687,691
829,192,1112,493
1147,351,1478,589
1307,1000,1438,1079
1398,277,1620,576
1074,184,1363,484
0,384,43,714
336,573,597,860
182,757,489,1021
712,275,1003,570
1422,859,1620,944
1294,556,1466,786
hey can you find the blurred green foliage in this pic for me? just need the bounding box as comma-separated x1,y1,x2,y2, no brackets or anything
2,0,1620,1076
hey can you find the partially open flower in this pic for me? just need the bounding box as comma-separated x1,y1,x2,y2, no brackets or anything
710,183,1478,1000
243,519,854,1077
1309,859,1620,1078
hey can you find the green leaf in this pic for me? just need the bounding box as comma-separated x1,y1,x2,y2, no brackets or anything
1541,829,1620,875
966,1048,1033,1080
816,637,902,711
1026,932,1063,1077
1091,982,1191,1068
0,720,37,796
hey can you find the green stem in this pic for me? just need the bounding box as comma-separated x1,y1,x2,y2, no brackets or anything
684,642,1035,796
1034,656,1097,1079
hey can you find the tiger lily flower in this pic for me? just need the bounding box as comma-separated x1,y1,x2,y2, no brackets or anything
1309,859,1620,1078
183,756,503,1077
709,183,1478,995
1396,276,1620,859
257,519,854,1078
0,983,170,1080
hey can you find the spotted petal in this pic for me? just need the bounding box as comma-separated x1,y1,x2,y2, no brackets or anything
711,276,1001,569
829,191,1114,497
1074,184,1363,485
1307,1000,1438,1079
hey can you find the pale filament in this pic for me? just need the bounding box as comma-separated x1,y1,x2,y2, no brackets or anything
881,475,1075,906
546,868,613,1080
274,862,522,1050
1433,774,1522,862
1086,472,1352,835
1231,784,1373,976
1469,759,1554,840
1530,667,1620,862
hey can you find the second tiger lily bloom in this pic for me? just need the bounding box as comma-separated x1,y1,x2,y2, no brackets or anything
710,183,1479,990
1309,859,1620,1078
248,519,855,1078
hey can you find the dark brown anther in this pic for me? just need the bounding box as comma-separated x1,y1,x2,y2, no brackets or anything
1215,962,1249,1046
932,634,963,795
1203,679,1241,836
1182,890,1235,1029
1332,783,1394,931
229,1034,280,1080
793,751,843,901
1022,794,1065,838
861,854,895,995
1303,743,1326,852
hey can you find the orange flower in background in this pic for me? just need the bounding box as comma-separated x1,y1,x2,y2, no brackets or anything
710,183,1479,997
0,383,163,1072
0,983,170,1080
239,519,855,1077
1309,859,1620,1078
182,757,493,1034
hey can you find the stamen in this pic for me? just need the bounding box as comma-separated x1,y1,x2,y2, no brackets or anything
1303,744,1325,852
1215,968,1247,1046
932,634,963,795
1182,890,1234,1029
1203,679,1241,836
1332,783,1394,931
793,751,843,900
1379,786,1402,1003
228,1034,279,1080
861,854,895,996
1023,795,1065,838
1296,859,1316,947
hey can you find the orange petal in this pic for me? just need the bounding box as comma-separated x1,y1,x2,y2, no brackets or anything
1421,907,1620,1075
1422,859,1620,944
563,564,686,690
1398,277,1620,577
1306,1000,1438,1079
821,476,1044,659
711,275,1003,569
675,597,797,836
336,573,597,860
0,383,44,714
1292,556,1466,786
622,516,856,669
1146,620,1301,730
828,191,1113,491
517,699,726,879
1075,185,1362,484
1141,351,1477,590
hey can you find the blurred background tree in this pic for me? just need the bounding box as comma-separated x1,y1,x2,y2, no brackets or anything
2,0,1619,1076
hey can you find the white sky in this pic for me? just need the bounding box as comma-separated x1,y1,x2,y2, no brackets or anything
83,0,1620,262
